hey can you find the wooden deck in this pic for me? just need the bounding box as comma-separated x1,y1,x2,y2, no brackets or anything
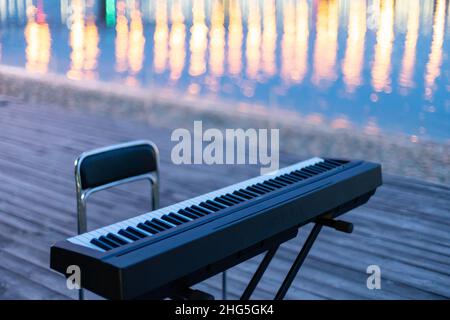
0,95,449,300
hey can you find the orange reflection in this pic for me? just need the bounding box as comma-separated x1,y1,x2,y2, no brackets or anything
128,3,145,77
420,1,434,36
342,0,366,93
331,116,350,130
306,113,324,125
424,0,446,100
399,0,419,90
114,1,145,85
169,0,186,81
312,0,339,87
448,0,450,35
227,0,243,76
371,0,394,93
189,0,208,77
261,0,277,77
209,0,225,77
292,0,309,83
394,0,409,34
154,0,168,74
281,0,296,83
246,0,261,80
24,4,51,74
115,1,129,73
84,20,99,73
66,0,99,80
67,0,86,80
364,118,380,136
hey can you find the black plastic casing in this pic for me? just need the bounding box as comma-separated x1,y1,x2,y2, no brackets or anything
50,159,382,299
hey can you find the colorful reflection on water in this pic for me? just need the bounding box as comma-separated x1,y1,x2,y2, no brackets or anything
0,0,449,142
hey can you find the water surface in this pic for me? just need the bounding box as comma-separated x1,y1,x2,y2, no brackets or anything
0,0,449,142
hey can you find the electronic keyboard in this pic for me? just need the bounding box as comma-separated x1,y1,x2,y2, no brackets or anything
50,157,382,299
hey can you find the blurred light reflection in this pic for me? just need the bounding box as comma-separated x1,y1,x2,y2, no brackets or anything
424,0,446,100
342,0,366,92
2,0,449,142
25,3,51,74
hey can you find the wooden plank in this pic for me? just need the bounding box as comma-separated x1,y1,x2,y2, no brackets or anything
0,97,449,300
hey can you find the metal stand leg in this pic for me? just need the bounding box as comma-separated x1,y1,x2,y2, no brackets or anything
237,219,352,300
241,245,280,300
168,218,350,301
78,289,84,300
222,271,227,300
274,224,322,300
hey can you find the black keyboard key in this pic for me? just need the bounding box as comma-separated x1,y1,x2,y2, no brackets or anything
99,235,120,248
206,200,226,210
275,176,293,184
233,190,252,199
233,190,251,199
226,193,246,202
292,171,310,179
171,212,190,222
178,209,201,219
106,233,128,245
262,181,281,189
118,229,139,241
214,196,234,206
304,167,322,174
186,207,207,217
264,180,284,188
144,220,165,231
238,189,259,198
310,165,326,172
303,168,320,176
126,226,147,238
298,169,314,177
199,202,220,212
275,177,293,185
242,189,259,197
256,183,275,191
247,186,266,195
162,214,182,226
324,159,342,167
191,205,210,215
91,238,113,251
221,194,240,204
270,178,288,186
316,163,333,170
281,174,300,182
137,222,159,234
152,218,173,230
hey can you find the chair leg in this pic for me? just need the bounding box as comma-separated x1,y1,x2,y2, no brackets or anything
151,178,159,210
77,197,87,235
77,197,87,300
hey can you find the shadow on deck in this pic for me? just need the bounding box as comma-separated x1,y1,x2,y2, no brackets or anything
0,96,449,299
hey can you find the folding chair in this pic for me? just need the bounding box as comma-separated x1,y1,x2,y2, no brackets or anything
74,140,160,300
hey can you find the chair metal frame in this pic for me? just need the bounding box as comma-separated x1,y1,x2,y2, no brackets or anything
74,140,160,300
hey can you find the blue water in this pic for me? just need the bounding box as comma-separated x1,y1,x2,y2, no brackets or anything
0,0,449,142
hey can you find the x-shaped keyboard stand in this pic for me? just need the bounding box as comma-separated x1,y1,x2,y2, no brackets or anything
172,218,353,300
241,217,353,300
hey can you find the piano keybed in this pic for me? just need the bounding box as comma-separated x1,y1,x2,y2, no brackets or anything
68,157,348,252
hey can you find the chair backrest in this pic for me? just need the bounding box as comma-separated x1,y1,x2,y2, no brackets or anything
74,140,159,300
75,140,159,193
